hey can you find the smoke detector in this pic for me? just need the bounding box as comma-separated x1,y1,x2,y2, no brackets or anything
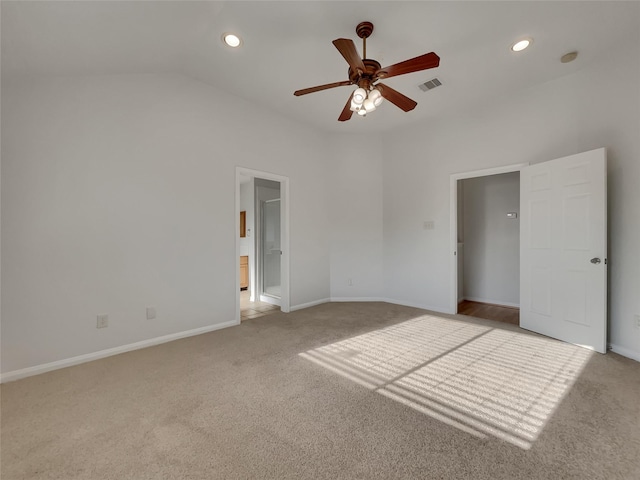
561,51,578,63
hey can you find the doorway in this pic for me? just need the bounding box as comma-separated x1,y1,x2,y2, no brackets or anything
235,168,290,324
450,164,526,324
450,150,607,352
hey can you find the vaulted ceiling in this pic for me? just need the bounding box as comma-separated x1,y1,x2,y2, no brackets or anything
2,1,639,133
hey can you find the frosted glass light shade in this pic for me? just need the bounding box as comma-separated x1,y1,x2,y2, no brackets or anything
363,98,376,112
369,89,384,106
353,88,367,104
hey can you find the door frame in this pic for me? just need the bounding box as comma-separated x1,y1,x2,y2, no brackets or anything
235,167,290,323
449,162,528,314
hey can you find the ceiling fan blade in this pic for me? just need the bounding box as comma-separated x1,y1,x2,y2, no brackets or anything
332,38,366,74
338,93,354,122
377,83,417,112
294,80,352,96
376,52,440,80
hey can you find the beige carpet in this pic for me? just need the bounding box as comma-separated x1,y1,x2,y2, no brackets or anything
2,302,639,479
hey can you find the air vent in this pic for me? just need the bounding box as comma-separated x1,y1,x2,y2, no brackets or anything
418,77,442,92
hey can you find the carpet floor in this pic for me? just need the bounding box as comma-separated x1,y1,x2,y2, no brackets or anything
2,302,639,479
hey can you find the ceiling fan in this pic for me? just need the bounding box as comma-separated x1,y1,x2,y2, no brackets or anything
293,21,440,122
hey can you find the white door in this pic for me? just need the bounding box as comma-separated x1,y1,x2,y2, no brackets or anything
520,148,607,353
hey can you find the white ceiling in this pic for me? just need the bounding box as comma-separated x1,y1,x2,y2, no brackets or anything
2,1,639,133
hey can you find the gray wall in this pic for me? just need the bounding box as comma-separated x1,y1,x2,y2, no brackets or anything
1,73,331,374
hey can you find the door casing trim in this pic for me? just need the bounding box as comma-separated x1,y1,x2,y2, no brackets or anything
236,167,290,323
449,163,528,314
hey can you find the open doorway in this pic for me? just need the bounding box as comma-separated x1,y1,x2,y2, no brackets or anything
450,150,607,351
450,164,525,325
236,168,290,323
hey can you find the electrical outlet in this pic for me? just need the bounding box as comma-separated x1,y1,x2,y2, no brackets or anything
146,306,156,320
635,314,640,329
423,220,435,230
347,278,353,286
96,314,108,329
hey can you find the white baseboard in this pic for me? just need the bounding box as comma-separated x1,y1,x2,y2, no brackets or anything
290,297,391,311
291,297,445,314
0,320,239,383
608,344,640,362
463,297,520,309
381,298,450,315
289,298,330,312
330,297,387,303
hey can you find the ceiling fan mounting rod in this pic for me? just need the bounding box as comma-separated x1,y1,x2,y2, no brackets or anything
356,21,374,59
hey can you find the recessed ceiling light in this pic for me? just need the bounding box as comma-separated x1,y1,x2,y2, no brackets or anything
511,38,532,52
222,33,242,48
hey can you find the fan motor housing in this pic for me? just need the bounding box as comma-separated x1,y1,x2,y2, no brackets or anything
349,59,381,87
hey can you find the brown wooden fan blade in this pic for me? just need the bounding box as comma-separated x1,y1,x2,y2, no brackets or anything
376,52,440,80
377,83,417,112
294,80,352,96
332,38,365,74
338,93,354,122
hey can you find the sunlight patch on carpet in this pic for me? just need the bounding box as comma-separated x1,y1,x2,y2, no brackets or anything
299,315,592,449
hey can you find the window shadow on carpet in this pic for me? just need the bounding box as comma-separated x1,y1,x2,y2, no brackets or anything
299,315,592,450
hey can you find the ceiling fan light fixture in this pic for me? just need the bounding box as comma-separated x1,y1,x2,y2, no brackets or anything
511,38,532,52
369,88,383,106
363,98,376,112
222,33,242,48
293,21,439,122
353,88,367,104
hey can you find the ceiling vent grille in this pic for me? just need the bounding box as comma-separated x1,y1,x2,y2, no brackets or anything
418,78,442,92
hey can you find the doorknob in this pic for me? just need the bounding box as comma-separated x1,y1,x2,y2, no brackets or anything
590,257,601,264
